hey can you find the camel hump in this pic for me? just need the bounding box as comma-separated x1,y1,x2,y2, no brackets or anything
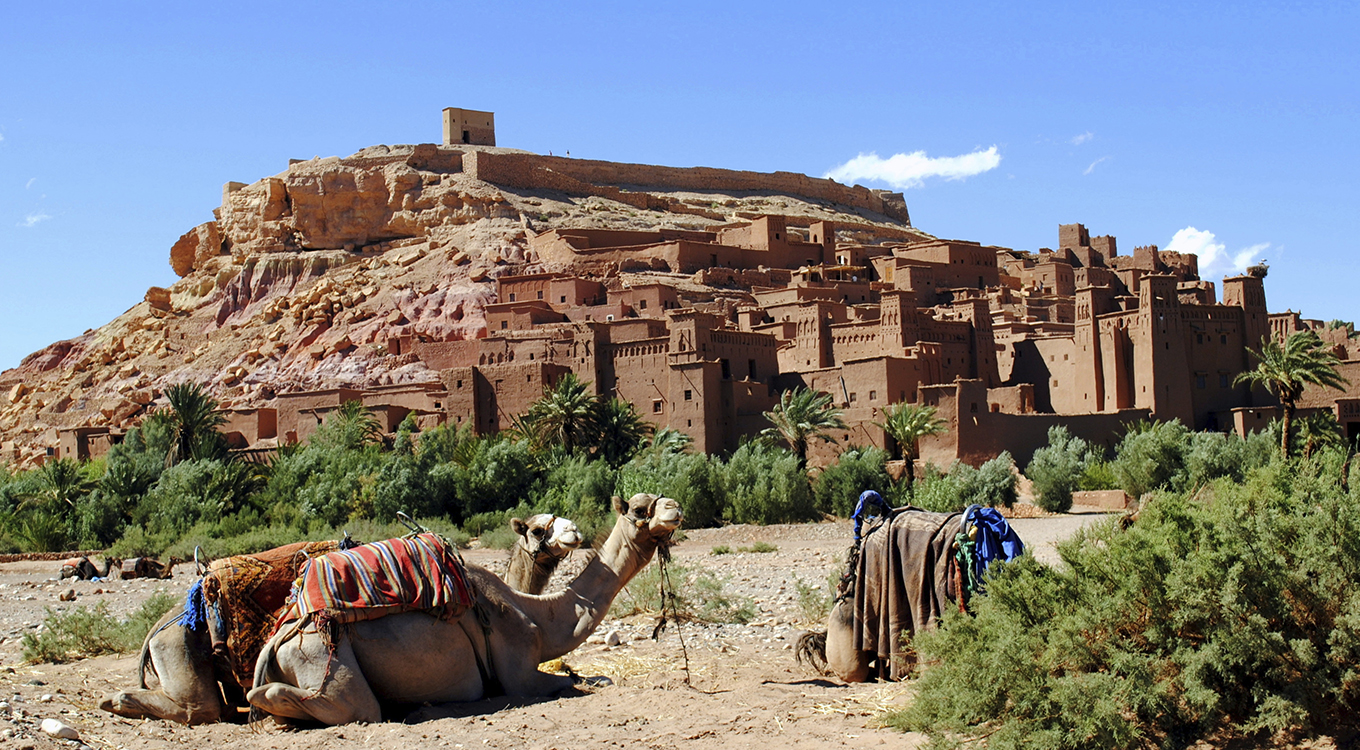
285,533,475,629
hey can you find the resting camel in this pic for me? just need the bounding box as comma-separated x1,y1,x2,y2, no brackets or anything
100,540,345,725
60,556,119,581
120,556,181,580
248,493,683,725
505,514,583,594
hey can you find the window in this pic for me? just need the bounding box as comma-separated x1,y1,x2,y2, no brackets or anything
456,380,463,389
1197,333,1203,344
527,375,532,382
869,390,877,401
687,419,692,427
509,293,517,301
1221,334,1228,344
653,400,663,413
560,295,566,303
749,359,757,380
849,392,857,402
640,299,648,310
501,321,508,329
1220,373,1230,388
537,291,543,300
684,390,692,401
1196,374,1207,389
721,359,731,379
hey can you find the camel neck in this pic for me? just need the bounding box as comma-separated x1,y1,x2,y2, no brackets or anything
505,545,561,595
523,518,657,660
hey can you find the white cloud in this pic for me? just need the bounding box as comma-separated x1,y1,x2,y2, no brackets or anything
1083,156,1110,175
24,177,35,189
18,212,51,228
823,146,1001,189
1164,226,1267,278
1070,131,1094,146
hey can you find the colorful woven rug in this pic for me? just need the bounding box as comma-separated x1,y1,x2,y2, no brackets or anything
285,533,475,630
202,540,340,688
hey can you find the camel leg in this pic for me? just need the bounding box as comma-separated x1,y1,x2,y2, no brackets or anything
248,636,380,725
100,688,221,725
825,599,872,683
101,616,224,724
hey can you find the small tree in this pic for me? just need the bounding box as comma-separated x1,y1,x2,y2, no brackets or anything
877,403,947,486
160,382,228,466
1026,426,1098,513
519,373,601,456
1234,331,1349,458
760,388,847,465
593,397,653,467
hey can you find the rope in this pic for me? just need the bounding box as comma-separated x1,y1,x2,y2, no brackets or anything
651,542,692,687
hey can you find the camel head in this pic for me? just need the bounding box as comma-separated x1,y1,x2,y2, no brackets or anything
511,514,583,563
612,493,684,544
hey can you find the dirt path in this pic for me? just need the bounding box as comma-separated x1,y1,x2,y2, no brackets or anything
0,508,1118,750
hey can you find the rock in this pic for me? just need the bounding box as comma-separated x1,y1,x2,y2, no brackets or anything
144,287,172,312
38,694,52,703
58,590,75,602
40,718,79,740
604,629,622,647
169,220,223,277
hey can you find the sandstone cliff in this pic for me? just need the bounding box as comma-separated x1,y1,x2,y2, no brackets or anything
0,144,924,466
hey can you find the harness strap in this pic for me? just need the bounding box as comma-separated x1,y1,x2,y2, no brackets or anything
458,602,503,697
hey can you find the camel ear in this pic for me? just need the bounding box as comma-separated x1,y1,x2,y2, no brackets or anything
511,517,529,536
611,495,625,515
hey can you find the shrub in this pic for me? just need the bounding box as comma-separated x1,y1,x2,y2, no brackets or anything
794,575,833,626
611,563,755,624
710,545,733,555
722,441,816,524
812,446,891,517
23,593,177,664
1110,420,1189,498
1078,459,1118,491
617,449,725,529
964,452,1018,509
1027,426,1100,512
909,462,967,512
887,453,1360,745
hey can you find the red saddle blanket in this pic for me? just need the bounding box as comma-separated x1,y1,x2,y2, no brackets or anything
284,533,475,629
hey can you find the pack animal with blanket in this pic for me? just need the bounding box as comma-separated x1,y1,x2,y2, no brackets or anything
99,539,347,725
797,494,1024,682
275,532,476,639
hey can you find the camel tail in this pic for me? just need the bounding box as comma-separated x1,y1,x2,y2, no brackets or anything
795,631,829,676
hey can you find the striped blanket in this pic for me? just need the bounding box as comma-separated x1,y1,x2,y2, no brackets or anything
202,540,341,689
283,533,475,630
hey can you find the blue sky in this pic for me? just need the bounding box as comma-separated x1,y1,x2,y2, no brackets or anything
2,1,1356,370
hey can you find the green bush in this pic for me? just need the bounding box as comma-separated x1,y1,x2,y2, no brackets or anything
813,446,891,517
722,441,816,524
617,448,725,529
23,593,177,664
1078,459,1118,491
611,562,755,624
909,462,967,512
1110,420,1189,499
1027,426,1101,512
887,450,1360,746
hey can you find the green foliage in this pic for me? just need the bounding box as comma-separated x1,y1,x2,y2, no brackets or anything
617,446,725,529
132,459,264,539
761,387,847,463
813,446,891,516
908,454,1017,513
1236,331,1350,456
537,455,619,541
478,524,520,550
1110,420,1190,499
1028,426,1102,512
743,541,777,553
722,440,817,524
1078,459,1118,491
23,593,177,664
877,403,947,484
709,545,733,555
160,382,230,464
888,450,1360,746
794,575,833,626
611,563,756,624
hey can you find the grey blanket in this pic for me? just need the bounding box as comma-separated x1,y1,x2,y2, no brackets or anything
851,508,964,680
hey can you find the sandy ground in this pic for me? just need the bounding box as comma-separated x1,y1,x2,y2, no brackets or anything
0,506,1119,750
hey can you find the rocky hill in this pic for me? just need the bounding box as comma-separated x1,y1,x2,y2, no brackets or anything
0,143,925,466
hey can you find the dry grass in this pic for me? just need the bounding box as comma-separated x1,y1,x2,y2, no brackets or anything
810,684,913,720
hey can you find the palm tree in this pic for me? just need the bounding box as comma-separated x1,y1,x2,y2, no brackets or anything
593,397,653,467
17,458,96,551
318,400,385,451
760,387,847,465
876,402,947,486
162,382,228,466
520,373,601,455
1294,411,1344,460
1235,331,1349,457
32,458,96,509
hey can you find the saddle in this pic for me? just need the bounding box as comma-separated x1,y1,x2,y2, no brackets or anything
278,533,476,633
200,541,341,688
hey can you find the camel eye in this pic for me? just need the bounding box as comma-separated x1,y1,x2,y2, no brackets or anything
532,528,545,537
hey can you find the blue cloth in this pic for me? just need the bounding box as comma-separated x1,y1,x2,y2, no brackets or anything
173,579,208,632
964,505,1024,587
851,490,891,541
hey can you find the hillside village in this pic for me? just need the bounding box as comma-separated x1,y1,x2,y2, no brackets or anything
4,107,1358,470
